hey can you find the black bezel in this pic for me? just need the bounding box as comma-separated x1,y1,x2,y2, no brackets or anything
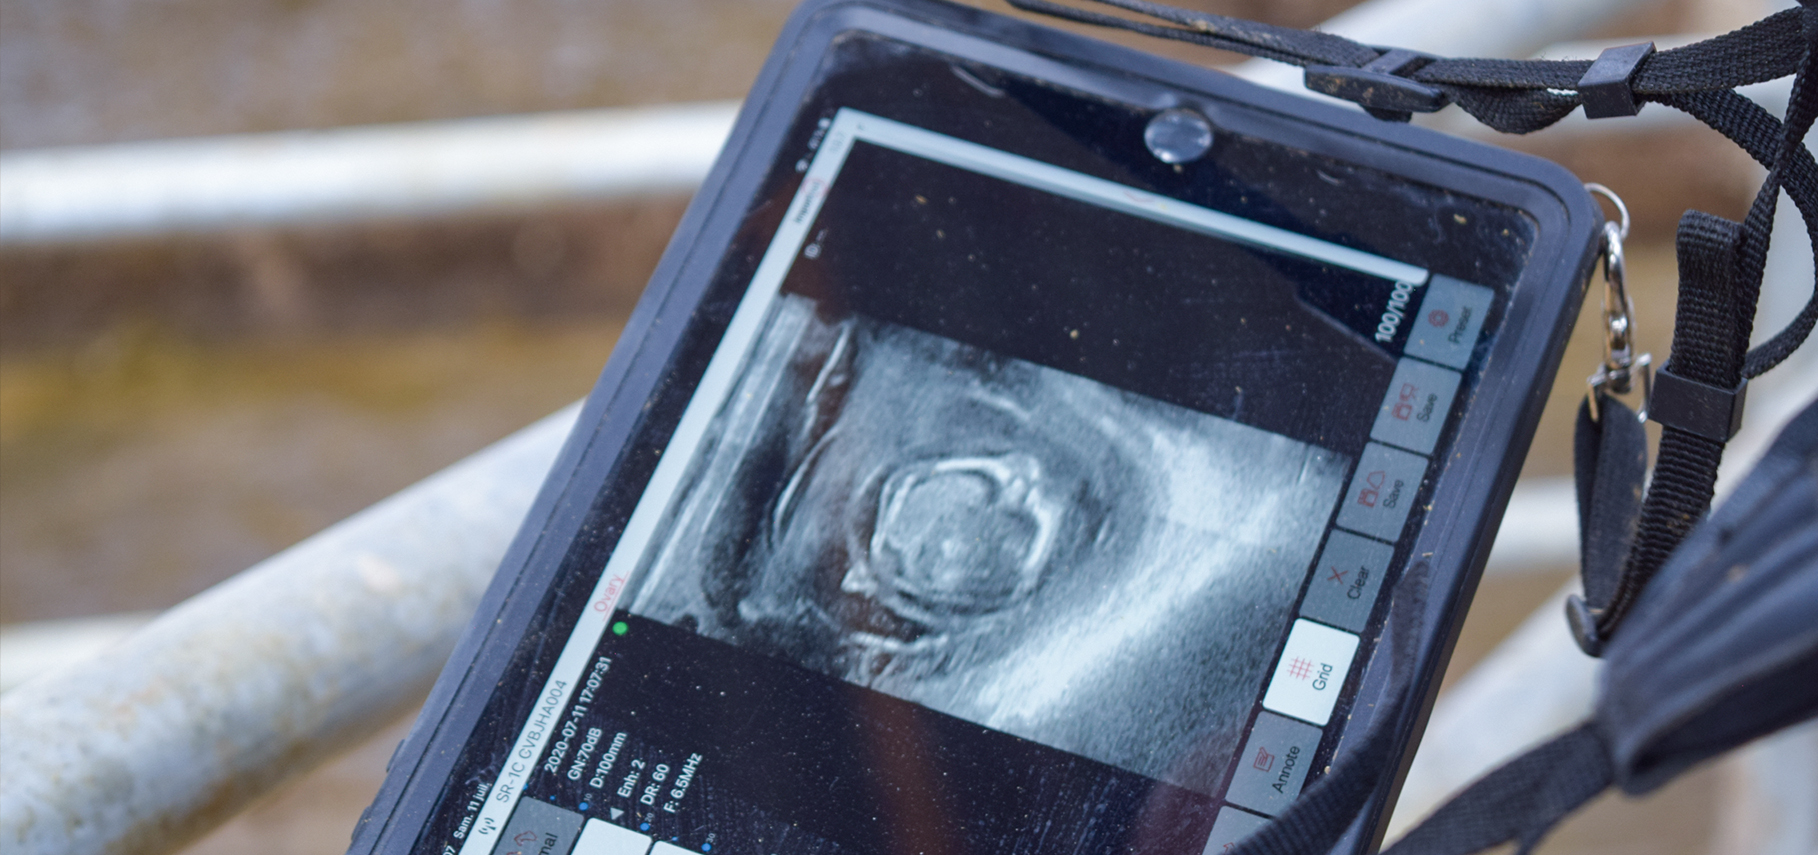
347,2,1599,853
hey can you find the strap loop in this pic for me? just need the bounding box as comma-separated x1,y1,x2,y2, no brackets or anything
1650,370,1748,441
1578,42,1656,119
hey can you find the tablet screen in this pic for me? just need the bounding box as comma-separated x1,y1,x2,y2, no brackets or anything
422,32,1534,855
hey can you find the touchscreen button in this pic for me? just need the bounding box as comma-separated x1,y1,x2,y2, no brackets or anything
1261,619,1361,726
491,799,586,855
1202,806,1271,854
1300,531,1395,633
1225,711,1324,816
1371,358,1461,454
575,819,654,855
1403,275,1494,369
1335,443,1429,543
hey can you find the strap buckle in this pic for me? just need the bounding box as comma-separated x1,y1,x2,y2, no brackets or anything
1584,184,1653,423
1304,48,1450,122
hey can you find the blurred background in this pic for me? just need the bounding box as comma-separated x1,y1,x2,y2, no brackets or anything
0,0,1809,853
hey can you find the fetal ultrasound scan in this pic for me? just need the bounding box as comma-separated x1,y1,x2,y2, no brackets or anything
627,293,1349,792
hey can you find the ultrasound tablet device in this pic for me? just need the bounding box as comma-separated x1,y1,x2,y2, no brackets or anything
348,2,1601,853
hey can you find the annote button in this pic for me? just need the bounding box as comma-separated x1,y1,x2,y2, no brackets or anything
1225,712,1324,816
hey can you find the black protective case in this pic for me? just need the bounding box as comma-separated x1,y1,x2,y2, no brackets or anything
347,2,1601,852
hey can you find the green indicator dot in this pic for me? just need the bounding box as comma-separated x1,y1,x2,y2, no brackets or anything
611,621,629,636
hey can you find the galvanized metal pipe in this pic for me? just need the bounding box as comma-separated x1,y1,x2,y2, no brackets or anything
1707,720,1818,855
0,103,738,244
0,0,1669,246
0,613,155,694
0,405,578,855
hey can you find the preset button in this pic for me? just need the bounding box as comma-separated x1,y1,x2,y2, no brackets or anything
1403,275,1493,369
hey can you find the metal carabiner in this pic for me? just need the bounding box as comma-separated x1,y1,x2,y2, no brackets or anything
1584,183,1652,423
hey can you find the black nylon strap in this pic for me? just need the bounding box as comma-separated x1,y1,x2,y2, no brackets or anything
1416,9,1808,94
1574,395,1647,609
1738,45,1818,376
1566,395,1648,654
1379,723,1613,855
1656,86,1818,378
1595,42,1818,637
1005,1,1812,132
1595,212,1743,639
1395,399,1818,851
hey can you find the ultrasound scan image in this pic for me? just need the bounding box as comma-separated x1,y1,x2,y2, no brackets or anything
626,293,1349,791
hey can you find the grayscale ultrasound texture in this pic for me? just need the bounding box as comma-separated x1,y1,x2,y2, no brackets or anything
626,293,1349,792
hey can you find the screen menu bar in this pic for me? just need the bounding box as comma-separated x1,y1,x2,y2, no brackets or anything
1204,275,1493,851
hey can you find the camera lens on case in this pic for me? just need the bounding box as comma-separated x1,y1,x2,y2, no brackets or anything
1144,108,1214,164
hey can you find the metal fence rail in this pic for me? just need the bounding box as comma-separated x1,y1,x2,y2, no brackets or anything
0,103,737,244
2,0,1700,246
0,406,577,855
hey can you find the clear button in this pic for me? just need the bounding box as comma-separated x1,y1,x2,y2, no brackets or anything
1299,531,1394,633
